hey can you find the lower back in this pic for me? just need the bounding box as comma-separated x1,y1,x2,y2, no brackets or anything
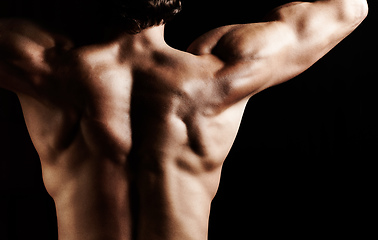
135,162,219,240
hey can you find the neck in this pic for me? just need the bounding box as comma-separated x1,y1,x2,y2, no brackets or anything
114,25,167,52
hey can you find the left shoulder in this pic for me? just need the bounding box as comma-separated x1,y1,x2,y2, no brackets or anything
186,25,237,56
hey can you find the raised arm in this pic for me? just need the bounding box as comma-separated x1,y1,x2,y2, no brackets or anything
188,0,368,104
0,19,71,96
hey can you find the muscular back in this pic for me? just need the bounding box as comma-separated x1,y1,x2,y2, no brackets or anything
12,31,247,239
0,1,367,240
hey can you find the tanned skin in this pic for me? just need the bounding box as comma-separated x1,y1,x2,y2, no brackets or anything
0,1,368,240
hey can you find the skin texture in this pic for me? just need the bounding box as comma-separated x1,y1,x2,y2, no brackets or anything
0,1,368,240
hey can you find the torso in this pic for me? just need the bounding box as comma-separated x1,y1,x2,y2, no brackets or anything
17,36,248,240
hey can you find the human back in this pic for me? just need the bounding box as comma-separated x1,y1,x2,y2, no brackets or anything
12,24,246,240
0,0,368,239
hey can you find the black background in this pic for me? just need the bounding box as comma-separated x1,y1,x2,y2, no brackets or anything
1,0,377,239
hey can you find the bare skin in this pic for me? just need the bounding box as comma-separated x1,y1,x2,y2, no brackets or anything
0,1,368,240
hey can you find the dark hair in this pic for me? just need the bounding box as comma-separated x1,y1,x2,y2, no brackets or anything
108,0,182,34
0,0,182,44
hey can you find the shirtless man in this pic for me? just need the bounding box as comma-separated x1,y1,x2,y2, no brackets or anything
0,0,368,239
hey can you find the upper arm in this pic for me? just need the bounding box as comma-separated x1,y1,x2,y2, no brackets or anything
188,0,368,104
0,19,60,95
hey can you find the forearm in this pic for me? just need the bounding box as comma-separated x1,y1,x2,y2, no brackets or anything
267,0,368,23
257,0,368,89
265,0,368,49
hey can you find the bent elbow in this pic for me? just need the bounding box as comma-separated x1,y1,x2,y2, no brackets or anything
341,0,369,26
355,0,369,22
361,1,369,19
